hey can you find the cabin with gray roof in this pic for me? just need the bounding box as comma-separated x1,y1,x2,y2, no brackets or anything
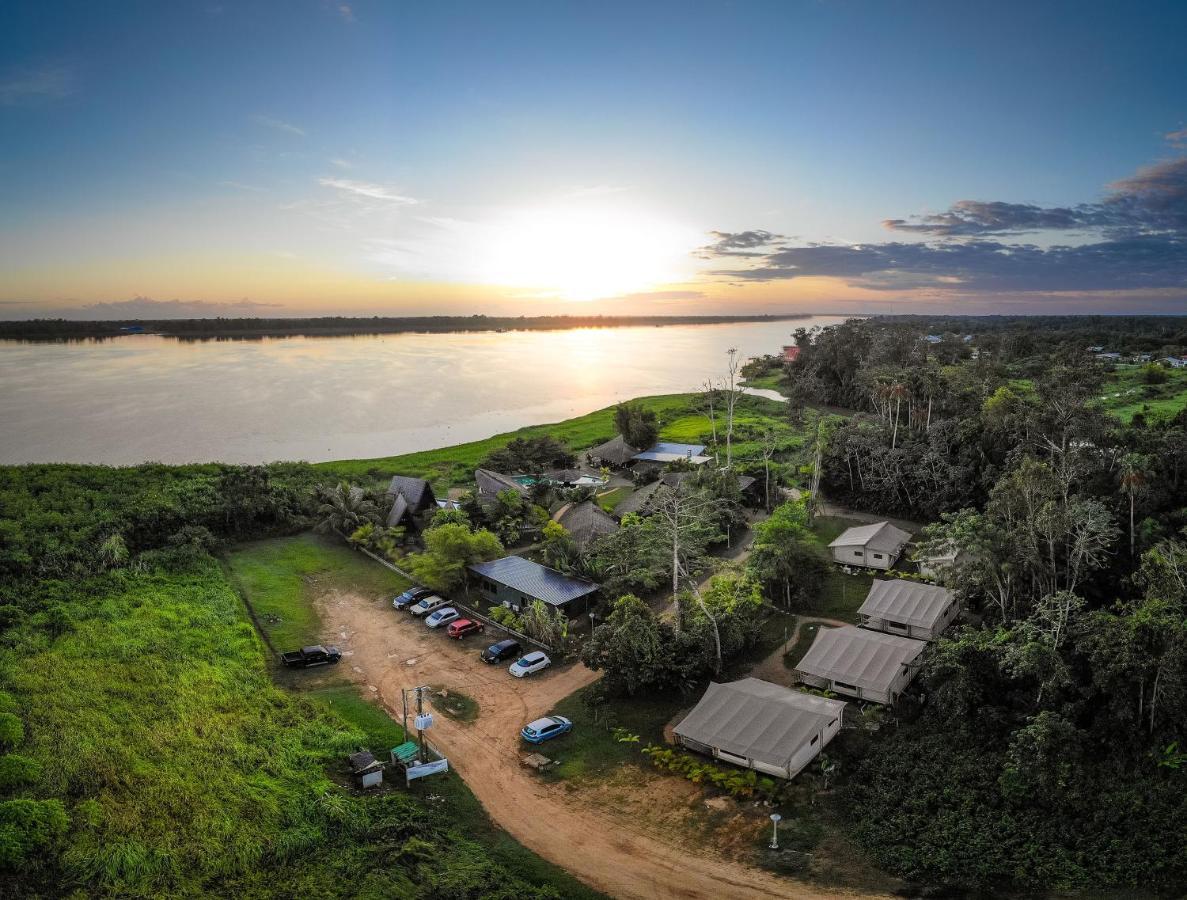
586,434,640,468
674,678,845,779
555,500,619,552
795,625,926,704
857,579,958,641
385,475,438,529
468,555,599,616
828,521,912,570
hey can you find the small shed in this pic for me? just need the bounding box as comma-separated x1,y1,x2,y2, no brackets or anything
828,521,912,570
795,625,926,704
674,678,846,780
468,555,599,616
555,500,619,552
347,750,385,789
586,435,640,468
386,475,438,528
857,579,958,641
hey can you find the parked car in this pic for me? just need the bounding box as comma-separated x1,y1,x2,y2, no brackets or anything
393,587,433,610
447,619,485,639
409,595,449,617
520,715,572,744
425,607,460,629
509,651,551,678
480,638,522,663
280,645,342,668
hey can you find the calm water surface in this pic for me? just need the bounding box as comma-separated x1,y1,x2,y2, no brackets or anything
0,317,845,465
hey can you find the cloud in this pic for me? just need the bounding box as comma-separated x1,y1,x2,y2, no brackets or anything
1166,128,1187,149
337,4,355,22
318,177,418,204
329,157,353,169
0,64,72,106
698,230,785,256
709,235,1187,293
250,114,306,137
218,180,266,192
884,156,1187,238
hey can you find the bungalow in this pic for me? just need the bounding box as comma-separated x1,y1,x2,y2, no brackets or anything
674,678,845,780
474,468,530,503
386,475,438,529
554,500,619,552
586,434,640,468
828,521,912,570
632,442,713,466
795,625,926,704
468,555,599,617
857,579,958,642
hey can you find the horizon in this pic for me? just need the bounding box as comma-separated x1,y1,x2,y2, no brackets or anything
3,1,1186,318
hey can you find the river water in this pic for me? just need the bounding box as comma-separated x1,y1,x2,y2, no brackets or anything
0,316,845,465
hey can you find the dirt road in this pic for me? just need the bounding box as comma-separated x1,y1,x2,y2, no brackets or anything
320,590,886,900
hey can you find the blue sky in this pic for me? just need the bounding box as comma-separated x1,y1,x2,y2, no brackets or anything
2,0,1186,316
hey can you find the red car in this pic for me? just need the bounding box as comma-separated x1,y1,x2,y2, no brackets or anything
446,619,485,639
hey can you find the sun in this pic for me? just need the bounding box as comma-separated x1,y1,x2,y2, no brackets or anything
479,205,700,302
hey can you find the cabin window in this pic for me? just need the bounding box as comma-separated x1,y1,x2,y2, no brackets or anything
810,734,819,745
834,680,858,692
872,553,884,560
853,549,864,557
889,620,908,630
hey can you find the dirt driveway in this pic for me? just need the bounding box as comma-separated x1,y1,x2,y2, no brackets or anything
319,590,887,900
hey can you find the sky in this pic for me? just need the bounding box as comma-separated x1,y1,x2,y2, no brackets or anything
1,0,1186,319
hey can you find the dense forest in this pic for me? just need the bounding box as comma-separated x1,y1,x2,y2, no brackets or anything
0,313,808,342
751,316,1187,891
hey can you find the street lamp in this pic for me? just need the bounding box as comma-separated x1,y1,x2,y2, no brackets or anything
769,813,782,850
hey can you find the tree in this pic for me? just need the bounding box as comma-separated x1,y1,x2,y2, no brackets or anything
1119,452,1150,557
723,348,741,467
520,599,568,649
581,595,685,696
613,401,659,450
313,482,378,535
539,520,577,572
404,522,504,592
648,485,720,629
746,499,829,609
481,434,575,473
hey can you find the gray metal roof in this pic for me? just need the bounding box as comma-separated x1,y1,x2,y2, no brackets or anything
674,678,845,769
468,556,599,607
828,521,912,552
633,441,710,464
796,626,926,693
858,579,954,629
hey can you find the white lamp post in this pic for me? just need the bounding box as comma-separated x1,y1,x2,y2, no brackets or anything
769,813,782,850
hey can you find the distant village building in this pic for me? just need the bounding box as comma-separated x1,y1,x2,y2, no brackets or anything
554,500,619,552
857,579,958,642
924,334,943,344
828,521,912,570
386,475,438,529
782,345,801,362
586,435,640,468
1160,356,1187,369
469,555,599,616
674,678,845,780
796,625,926,704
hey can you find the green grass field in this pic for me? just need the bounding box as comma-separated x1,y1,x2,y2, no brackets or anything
809,516,876,620
1098,363,1187,423
225,532,408,651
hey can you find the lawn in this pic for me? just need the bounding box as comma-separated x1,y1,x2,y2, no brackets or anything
808,516,876,621
225,532,408,651
1098,363,1187,423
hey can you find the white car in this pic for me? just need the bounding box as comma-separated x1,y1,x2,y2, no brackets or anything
425,607,460,629
409,595,449,617
509,651,551,678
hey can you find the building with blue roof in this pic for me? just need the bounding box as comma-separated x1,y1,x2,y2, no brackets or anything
469,556,599,617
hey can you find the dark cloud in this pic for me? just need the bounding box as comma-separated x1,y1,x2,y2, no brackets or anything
699,230,784,256
712,235,1187,293
884,156,1187,237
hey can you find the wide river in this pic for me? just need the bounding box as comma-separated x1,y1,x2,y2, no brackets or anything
0,316,846,465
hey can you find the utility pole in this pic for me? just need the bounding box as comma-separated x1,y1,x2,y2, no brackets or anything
414,685,428,760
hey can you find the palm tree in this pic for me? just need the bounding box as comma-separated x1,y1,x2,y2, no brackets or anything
889,381,909,449
1118,454,1149,557
314,482,378,536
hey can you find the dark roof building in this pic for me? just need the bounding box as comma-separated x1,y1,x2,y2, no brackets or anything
555,500,619,552
586,434,640,467
469,555,599,616
386,475,438,528
474,468,529,502
613,480,665,519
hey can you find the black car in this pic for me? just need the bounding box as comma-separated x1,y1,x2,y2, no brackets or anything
280,645,342,668
480,638,522,664
393,586,434,610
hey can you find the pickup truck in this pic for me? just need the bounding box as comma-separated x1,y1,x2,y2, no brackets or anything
280,645,342,668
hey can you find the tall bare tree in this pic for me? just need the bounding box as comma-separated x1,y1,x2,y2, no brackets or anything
724,348,741,468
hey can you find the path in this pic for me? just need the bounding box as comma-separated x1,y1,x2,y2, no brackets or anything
813,497,924,537
747,615,849,686
320,590,886,900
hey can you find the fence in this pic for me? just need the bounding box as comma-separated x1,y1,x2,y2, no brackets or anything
349,542,554,653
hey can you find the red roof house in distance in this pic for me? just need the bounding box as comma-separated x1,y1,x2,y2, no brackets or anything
782,345,801,362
